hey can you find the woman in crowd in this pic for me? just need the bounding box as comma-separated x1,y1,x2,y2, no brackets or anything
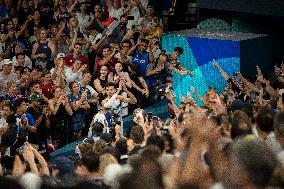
93,65,112,95
31,28,55,70
68,82,90,141
48,86,73,147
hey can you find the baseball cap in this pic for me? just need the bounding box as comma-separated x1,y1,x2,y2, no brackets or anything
30,93,42,102
56,53,66,59
1,59,12,65
16,42,25,49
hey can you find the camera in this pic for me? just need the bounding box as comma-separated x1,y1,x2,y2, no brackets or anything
109,111,120,141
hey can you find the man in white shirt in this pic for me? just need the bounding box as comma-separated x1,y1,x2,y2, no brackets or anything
0,59,18,95
10,42,32,69
75,2,90,29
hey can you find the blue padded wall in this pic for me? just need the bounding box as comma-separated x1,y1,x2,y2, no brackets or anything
162,34,240,106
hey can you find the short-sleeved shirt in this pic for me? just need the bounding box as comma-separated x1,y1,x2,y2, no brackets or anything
132,49,150,77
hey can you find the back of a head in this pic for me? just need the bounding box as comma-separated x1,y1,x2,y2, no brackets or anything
81,151,100,173
119,157,163,189
0,176,23,189
140,145,162,160
130,126,145,144
231,110,252,139
256,107,275,133
115,138,128,155
146,135,165,152
232,138,277,188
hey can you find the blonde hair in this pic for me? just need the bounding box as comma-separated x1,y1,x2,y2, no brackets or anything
99,153,118,176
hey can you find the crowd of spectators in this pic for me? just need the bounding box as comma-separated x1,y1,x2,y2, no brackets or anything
0,0,284,189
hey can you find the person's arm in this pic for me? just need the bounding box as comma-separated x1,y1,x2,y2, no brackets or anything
93,35,108,54
17,0,23,11
128,43,139,56
138,76,149,97
118,86,137,104
191,86,207,107
93,79,105,94
99,51,116,66
22,145,39,175
148,48,155,64
165,91,181,116
55,22,66,42
136,0,146,16
63,99,73,116
213,59,230,81
124,72,132,88
30,144,50,175
31,43,39,60
49,98,62,115
68,0,79,14
48,41,56,59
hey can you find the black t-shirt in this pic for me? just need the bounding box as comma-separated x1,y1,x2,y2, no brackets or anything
27,107,41,144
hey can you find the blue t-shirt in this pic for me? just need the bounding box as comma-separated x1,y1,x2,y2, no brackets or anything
132,50,149,77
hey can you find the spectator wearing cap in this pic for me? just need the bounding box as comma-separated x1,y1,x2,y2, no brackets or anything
0,59,18,96
64,43,89,67
27,93,51,152
11,43,32,68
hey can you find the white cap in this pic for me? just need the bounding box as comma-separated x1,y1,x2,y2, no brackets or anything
56,53,66,59
1,59,12,65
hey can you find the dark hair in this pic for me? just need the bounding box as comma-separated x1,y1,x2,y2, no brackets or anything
102,145,121,162
128,64,140,74
16,53,25,59
115,138,128,155
232,138,277,188
91,122,104,136
174,47,184,55
231,110,252,139
146,134,165,152
74,42,82,47
0,176,23,189
119,157,164,189
256,107,275,133
29,80,40,88
105,82,115,88
121,40,132,47
14,98,28,109
140,145,162,160
140,38,149,45
130,126,145,144
80,151,100,172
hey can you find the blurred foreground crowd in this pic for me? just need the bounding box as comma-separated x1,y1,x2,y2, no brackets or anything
0,0,284,189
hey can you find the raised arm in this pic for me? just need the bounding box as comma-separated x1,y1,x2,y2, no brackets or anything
191,86,207,107
212,59,230,81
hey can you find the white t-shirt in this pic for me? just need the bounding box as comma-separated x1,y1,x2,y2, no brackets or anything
12,55,32,69
108,6,124,20
76,12,90,29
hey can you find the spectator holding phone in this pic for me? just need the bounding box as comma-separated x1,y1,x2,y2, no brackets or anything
13,99,37,153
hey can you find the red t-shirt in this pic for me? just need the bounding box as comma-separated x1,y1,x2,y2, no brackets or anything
40,82,55,99
95,57,118,73
65,54,88,67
